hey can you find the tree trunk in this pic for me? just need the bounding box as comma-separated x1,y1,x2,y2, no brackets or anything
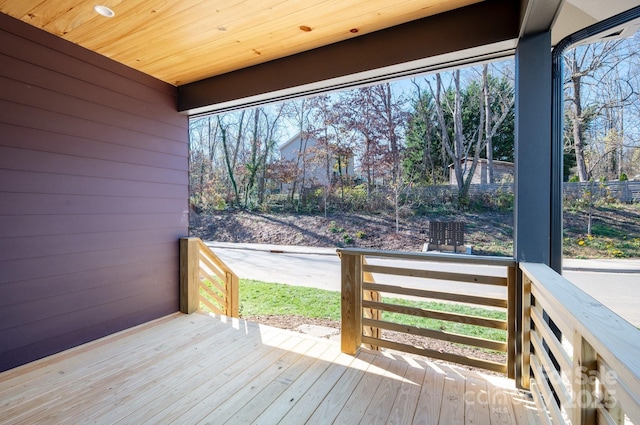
218,116,240,207
483,65,494,184
572,74,589,182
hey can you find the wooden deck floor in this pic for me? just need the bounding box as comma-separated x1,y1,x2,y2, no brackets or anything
0,312,541,424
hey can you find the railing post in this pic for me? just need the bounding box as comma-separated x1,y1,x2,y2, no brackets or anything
180,237,199,314
572,333,597,425
507,264,516,380
226,271,239,318
340,252,362,355
521,273,532,389
362,257,380,350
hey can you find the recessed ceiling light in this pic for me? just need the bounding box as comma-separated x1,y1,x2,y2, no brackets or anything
94,5,115,18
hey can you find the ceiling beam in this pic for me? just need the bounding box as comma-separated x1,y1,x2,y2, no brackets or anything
178,0,520,115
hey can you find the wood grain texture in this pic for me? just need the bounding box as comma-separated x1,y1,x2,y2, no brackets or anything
0,15,187,372
0,313,541,424
0,0,480,85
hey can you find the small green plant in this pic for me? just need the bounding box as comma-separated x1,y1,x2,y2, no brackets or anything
356,230,367,239
343,232,354,244
620,173,628,181
328,220,345,233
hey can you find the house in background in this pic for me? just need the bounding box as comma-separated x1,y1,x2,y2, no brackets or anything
278,133,354,193
449,158,515,185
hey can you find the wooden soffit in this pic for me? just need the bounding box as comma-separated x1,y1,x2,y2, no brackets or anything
0,0,483,86
179,0,521,115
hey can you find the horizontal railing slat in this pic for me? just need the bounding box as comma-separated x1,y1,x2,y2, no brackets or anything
363,264,507,286
361,335,507,374
529,307,572,374
199,293,224,315
200,284,226,308
362,300,507,330
529,330,572,409
337,248,515,267
199,239,233,272
530,285,573,340
200,270,226,294
199,252,227,282
362,318,507,352
363,281,507,308
529,380,553,425
531,354,566,424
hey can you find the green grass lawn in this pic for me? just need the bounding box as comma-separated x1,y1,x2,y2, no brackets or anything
239,279,506,342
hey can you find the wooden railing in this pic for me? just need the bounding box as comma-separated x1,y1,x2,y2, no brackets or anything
520,262,640,425
337,248,516,376
180,237,239,317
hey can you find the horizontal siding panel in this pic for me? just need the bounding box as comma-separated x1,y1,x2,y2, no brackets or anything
1,264,178,332
0,192,186,215
0,169,187,199
0,228,185,261
1,123,187,170
0,146,187,184
0,20,178,104
0,102,186,157
0,281,178,353
1,52,186,127
0,15,186,372
0,213,187,238
0,242,177,284
0,75,186,141
0,255,178,308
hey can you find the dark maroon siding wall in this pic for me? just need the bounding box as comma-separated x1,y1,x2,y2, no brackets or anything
0,14,189,372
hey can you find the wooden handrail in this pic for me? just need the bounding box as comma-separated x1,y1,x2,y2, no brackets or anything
179,237,239,318
520,262,640,425
337,247,516,266
338,248,516,376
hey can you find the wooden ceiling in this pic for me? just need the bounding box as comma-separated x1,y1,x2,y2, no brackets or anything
0,0,482,86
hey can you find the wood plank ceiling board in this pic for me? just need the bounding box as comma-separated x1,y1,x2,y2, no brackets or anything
0,0,483,86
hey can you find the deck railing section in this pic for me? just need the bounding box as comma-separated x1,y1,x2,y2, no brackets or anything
180,237,239,317
520,262,640,425
338,248,516,376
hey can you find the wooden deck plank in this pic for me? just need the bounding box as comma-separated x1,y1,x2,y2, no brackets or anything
413,361,446,424
140,331,298,424
221,339,333,424
330,354,393,424
0,313,542,425
488,381,518,424
438,365,467,424
0,312,187,393
277,351,375,424
464,377,491,425
196,337,320,424
248,342,343,424
91,322,283,424
386,357,428,424
50,322,246,424
1,313,220,423
359,353,409,424
303,351,382,425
